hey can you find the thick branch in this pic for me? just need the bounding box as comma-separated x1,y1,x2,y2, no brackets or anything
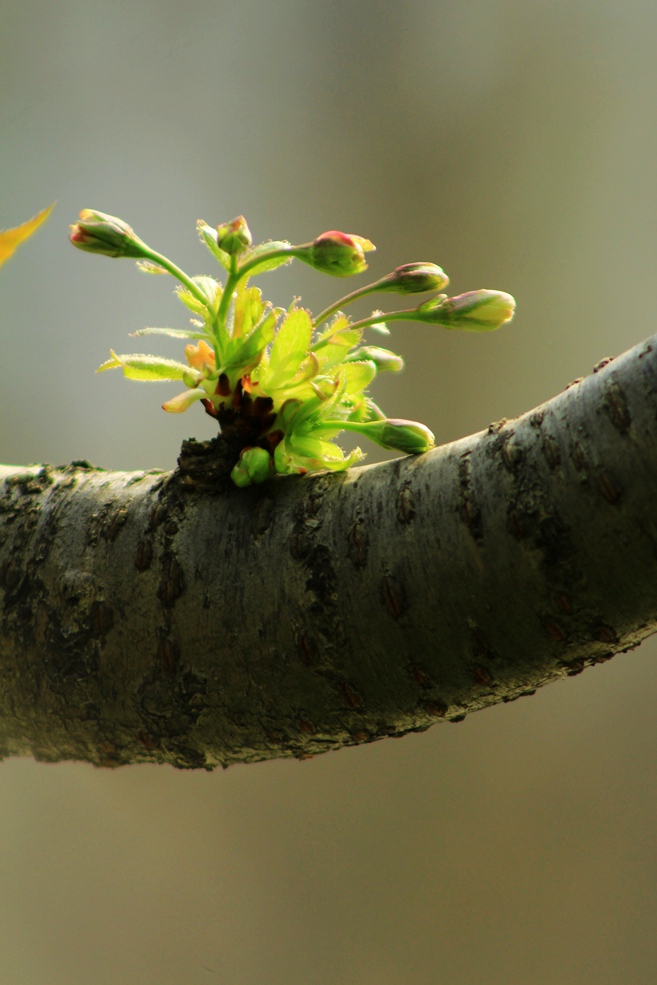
1,336,656,768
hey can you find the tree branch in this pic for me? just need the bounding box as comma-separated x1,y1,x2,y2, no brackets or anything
2,335,656,769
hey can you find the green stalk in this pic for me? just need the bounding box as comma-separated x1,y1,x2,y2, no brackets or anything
237,246,295,281
312,281,385,327
215,268,238,331
142,246,226,368
216,247,293,339
219,258,243,364
348,308,420,332
140,247,209,308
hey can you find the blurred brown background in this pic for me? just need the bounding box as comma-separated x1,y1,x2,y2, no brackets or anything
2,1,657,982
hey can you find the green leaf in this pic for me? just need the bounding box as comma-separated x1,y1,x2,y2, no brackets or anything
233,284,264,339
97,350,190,381
267,308,313,387
136,260,170,275
197,220,232,271
311,317,363,370
241,240,293,276
224,310,277,373
311,314,351,345
281,433,364,472
286,377,343,430
289,352,319,386
175,286,208,315
175,276,221,315
193,276,222,309
314,337,363,371
131,326,209,340
341,360,377,398
348,397,386,423
366,315,390,335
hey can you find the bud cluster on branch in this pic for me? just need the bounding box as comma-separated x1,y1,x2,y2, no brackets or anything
70,209,515,487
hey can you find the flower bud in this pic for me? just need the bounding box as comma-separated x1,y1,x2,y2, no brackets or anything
230,446,274,487
69,209,148,259
216,215,252,255
295,230,375,277
377,262,449,294
417,290,516,331
344,346,404,372
357,419,435,454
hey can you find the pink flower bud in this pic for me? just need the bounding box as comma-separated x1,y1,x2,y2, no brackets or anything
378,262,449,294
295,230,376,277
69,209,148,259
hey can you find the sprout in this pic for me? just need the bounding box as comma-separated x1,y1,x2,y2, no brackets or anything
73,209,516,486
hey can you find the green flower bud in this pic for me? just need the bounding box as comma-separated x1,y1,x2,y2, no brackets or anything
69,209,149,259
344,346,404,372
376,262,449,294
230,446,274,487
417,290,516,331
216,215,252,255
352,419,435,454
295,230,376,277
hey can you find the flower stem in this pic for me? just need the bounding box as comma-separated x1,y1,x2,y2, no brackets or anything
348,308,420,332
140,247,208,307
312,282,383,327
237,246,295,280
215,270,238,331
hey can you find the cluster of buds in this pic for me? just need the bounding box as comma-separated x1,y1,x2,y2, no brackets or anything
70,209,516,487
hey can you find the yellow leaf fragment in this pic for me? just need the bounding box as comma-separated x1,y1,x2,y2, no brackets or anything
0,203,55,268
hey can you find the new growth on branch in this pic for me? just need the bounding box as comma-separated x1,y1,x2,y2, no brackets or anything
70,210,515,487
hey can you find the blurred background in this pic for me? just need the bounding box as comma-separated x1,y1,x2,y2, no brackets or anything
2,0,657,982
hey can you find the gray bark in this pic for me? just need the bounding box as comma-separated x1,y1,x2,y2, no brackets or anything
1,335,656,769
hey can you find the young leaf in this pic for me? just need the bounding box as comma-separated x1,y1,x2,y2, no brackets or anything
136,260,170,275
348,397,387,423
97,351,190,381
0,203,54,268
175,286,209,315
233,284,264,339
342,360,377,398
224,310,277,373
365,313,390,335
175,277,221,315
162,388,207,412
267,308,313,386
313,332,364,371
197,221,232,271
193,275,222,310
131,326,209,340
241,240,293,276
311,313,351,345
